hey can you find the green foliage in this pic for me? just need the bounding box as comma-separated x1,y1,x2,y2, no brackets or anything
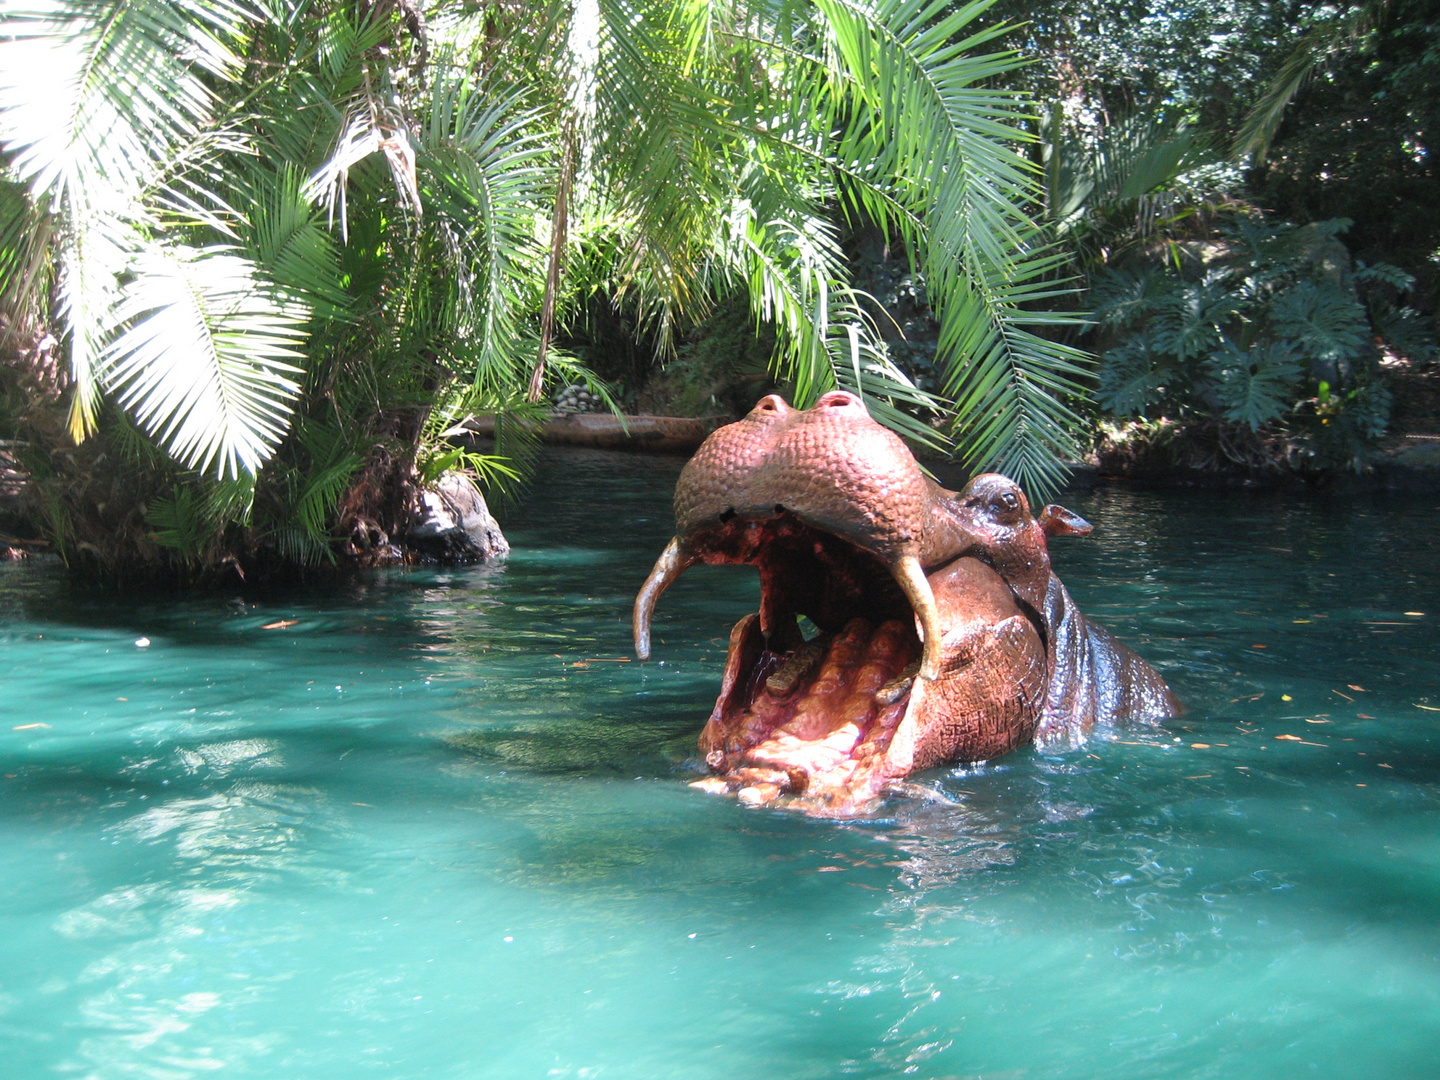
0,0,1113,576
1356,261,1439,368
1242,0,1440,311
1268,281,1368,364
992,0,1307,137
414,380,532,494
1092,213,1397,469
1202,338,1302,429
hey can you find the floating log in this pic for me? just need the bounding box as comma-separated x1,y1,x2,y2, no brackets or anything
465,413,726,455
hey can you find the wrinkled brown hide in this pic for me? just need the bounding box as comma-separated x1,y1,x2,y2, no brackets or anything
634,393,1176,814
946,474,1180,735
892,556,1047,768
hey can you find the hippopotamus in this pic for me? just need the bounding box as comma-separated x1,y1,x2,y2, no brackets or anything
634,391,1177,814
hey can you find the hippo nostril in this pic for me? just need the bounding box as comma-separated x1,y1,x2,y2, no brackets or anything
774,504,785,515
719,508,736,523
754,394,790,415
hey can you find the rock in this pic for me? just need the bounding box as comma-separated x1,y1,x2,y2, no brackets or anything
407,472,510,563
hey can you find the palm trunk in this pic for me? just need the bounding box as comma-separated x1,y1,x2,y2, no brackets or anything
529,116,578,402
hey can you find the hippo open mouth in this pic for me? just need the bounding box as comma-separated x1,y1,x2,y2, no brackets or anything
650,509,929,812
685,526,1053,813
635,391,1176,816
633,391,1051,814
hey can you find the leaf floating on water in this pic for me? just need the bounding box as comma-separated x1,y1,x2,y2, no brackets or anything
1404,612,1424,617
1275,734,1303,741
1415,704,1440,712
12,723,49,730
1358,713,1374,719
1304,718,1331,724
1281,694,1293,701
1348,685,1365,692
262,620,298,630
1332,689,1355,702
1191,743,1211,749
1378,763,1393,769
1251,644,1268,649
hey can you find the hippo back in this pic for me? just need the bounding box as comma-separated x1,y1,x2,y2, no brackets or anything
1037,576,1179,740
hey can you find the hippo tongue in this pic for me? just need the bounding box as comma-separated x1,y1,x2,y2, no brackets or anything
697,616,920,814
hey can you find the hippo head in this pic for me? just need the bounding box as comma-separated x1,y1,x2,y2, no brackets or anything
634,392,1050,815
947,473,1093,617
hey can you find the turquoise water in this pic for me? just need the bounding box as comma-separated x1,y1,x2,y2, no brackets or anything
2,449,1438,1079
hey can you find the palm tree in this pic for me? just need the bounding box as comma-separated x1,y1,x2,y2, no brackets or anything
0,0,1089,579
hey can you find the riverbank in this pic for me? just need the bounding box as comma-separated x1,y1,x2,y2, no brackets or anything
5,367,1436,576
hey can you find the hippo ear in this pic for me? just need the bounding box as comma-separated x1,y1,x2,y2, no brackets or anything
1039,504,1092,538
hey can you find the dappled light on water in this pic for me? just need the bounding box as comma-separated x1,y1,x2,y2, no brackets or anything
2,448,1438,1079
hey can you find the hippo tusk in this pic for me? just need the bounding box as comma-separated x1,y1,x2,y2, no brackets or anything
891,554,943,681
634,537,695,660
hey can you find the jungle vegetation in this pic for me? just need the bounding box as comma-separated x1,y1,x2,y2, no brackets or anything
0,0,1436,581
994,0,1439,474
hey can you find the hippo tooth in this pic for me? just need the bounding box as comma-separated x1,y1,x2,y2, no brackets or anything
891,554,943,680
874,662,919,706
633,537,694,660
764,641,825,696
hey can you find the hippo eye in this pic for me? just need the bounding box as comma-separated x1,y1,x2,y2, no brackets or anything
998,491,1018,512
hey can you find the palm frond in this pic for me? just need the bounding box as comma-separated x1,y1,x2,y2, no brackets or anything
0,0,244,206
815,0,1089,496
1231,18,1344,164
292,419,364,540
102,244,307,478
0,0,264,444
147,486,212,561
421,74,551,383
0,177,52,331
242,165,351,319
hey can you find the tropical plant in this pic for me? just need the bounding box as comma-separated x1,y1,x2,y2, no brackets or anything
1237,0,1440,317
1090,214,1402,470
1,0,1097,582
1036,105,1250,290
